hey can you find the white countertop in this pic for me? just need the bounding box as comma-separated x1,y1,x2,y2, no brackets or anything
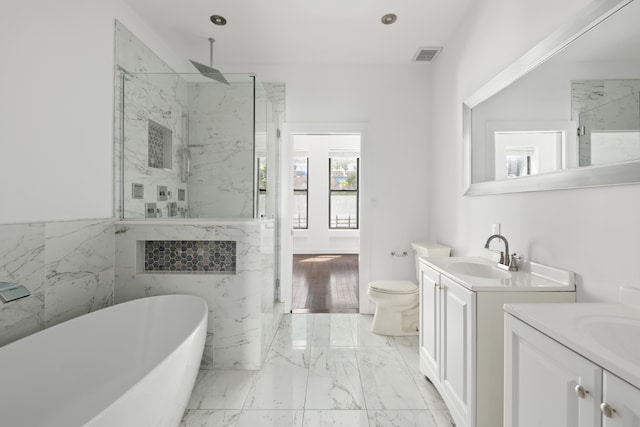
421,256,575,292
504,302,640,389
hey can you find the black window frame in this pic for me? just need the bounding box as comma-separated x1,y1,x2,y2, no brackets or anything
328,157,359,229
293,156,309,229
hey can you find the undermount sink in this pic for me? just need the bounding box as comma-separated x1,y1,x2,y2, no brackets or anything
447,261,512,280
581,316,640,365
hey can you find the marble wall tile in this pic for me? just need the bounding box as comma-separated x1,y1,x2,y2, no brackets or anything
115,21,189,220
44,219,115,327
213,318,262,369
0,219,115,347
0,223,45,346
571,79,640,166
114,221,280,369
187,82,255,219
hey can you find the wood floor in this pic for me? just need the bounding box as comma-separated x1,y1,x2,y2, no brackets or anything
291,254,359,313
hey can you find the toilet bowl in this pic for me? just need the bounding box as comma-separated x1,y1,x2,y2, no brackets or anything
368,280,419,336
367,242,451,336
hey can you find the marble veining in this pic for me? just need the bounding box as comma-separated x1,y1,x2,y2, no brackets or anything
115,220,281,370
44,219,115,327
357,345,429,410
180,313,453,427
0,224,46,345
305,347,365,409
0,219,115,346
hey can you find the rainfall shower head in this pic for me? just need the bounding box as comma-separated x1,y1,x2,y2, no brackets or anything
190,38,230,86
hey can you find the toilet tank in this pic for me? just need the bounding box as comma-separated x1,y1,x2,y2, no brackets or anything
411,242,451,280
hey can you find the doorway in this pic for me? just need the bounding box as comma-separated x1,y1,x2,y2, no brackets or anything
290,133,361,313
291,254,359,313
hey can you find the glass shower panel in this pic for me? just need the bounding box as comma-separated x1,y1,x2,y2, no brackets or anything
120,72,256,219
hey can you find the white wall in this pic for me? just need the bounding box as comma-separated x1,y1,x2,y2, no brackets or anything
429,0,640,303
0,0,186,224
229,63,432,312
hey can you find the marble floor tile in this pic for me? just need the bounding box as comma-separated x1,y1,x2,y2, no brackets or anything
271,313,314,349
182,313,454,426
357,346,428,410
303,410,369,427
392,336,447,409
351,315,395,348
243,347,310,409
311,313,355,347
187,369,256,410
305,347,364,409
235,410,304,427
367,410,455,427
180,409,241,427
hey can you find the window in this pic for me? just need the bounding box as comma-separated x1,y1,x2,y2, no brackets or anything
329,157,359,229
293,157,308,229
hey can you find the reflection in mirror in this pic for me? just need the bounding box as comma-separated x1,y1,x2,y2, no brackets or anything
573,79,640,166
464,0,640,195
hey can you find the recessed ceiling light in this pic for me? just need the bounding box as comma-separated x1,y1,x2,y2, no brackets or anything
210,15,227,26
381,13,397,25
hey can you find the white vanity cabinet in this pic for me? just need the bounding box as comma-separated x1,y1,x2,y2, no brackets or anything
505,313,640,427
418,258,575,427
420,265,476,425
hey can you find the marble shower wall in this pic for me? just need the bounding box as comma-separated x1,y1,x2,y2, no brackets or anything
115,21,189,219
572,79,640,166
0,219,115,347
115,220,281,370
187,81,255,218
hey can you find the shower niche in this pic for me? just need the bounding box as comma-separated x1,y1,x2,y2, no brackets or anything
147,119,173,169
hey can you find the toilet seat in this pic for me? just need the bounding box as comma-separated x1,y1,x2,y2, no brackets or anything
368,280,418,295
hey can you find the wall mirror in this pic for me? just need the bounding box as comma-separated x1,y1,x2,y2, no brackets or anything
464,0,640,195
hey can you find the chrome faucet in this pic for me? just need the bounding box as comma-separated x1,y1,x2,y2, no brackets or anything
484,234,518,271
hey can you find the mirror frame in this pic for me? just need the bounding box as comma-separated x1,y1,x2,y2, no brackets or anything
463,0,640,196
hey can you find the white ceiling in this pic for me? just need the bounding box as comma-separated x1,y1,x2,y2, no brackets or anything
123,0,474,67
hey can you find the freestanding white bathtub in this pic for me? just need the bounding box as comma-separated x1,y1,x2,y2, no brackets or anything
0,294,207,427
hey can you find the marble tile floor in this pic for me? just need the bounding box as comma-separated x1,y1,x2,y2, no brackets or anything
181,313,454,427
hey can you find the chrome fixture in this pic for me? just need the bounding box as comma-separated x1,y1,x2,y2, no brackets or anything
210,15,227,26
484,234,518,271
381,13,397,25
189,38,230,86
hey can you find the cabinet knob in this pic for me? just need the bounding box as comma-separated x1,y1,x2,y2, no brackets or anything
574,384,589,399
600,402,615,418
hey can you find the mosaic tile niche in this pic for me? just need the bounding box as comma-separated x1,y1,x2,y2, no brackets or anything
147,120,172,169
143,240,236,273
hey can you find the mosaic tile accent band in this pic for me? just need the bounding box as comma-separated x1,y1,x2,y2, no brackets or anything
144,240,236,273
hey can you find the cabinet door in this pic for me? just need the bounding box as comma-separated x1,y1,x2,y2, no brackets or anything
440,276,476,427
419,262,440,382
602,371,640,427
504,315,602,427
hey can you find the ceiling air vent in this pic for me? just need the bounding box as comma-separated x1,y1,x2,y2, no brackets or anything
413,47,443,63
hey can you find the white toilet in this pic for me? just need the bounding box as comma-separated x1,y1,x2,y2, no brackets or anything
367,242,451,336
